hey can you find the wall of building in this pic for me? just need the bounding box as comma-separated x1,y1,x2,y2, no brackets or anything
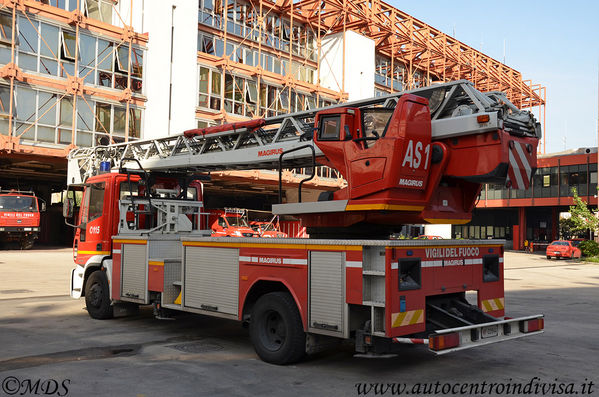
321,30,374,101
136,0,199,138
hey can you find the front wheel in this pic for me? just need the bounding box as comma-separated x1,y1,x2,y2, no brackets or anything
20,236,35,250
85,270,113,319
546,255,551,260
249,292,305,365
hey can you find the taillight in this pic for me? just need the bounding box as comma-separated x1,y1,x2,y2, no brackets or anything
520,318,544,333
428,332,460,351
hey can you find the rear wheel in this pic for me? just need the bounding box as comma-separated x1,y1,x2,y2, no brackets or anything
85,270,113,319
249,292,305,365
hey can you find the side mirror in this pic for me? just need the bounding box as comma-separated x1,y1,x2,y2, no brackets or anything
63,198,74,219
40,201,46,212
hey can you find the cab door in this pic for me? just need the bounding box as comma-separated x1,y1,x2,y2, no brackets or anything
75,182,110,265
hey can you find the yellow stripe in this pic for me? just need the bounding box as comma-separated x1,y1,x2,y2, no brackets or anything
392,310,424,327
78,250,111,255
345,204,424,212
148,260,164,267
409,310,424,325
482,298,505,312
113,239,147,245
482,300,493,312
392,312,408,327
423,218,471,225
182,241,363,251
494,298,505,310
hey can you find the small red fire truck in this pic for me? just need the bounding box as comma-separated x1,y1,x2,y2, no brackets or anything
0,190,45,249
65,81,544,364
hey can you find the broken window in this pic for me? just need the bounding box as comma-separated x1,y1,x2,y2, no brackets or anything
84,0,112,23
76,97,94,131
246,80,257,104
113,106,126,136
115,45,128,73
38,23,59,75
37,91,57,126
95,103,110,134
129,108,141,139
60,31,77,61
0,14,12,44
201,35,214,55
0,85,13,134
279,89,289,110
59,97,73,128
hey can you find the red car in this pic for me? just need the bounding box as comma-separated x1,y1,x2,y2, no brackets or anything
546,240,582,260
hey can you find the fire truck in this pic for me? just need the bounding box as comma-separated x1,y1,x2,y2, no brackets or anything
65,81,544,364
0,190,45,249
210,208,258,237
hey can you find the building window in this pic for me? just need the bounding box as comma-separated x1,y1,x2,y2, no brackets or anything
83,0,112,23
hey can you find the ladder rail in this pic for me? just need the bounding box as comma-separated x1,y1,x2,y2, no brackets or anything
67,80,540,186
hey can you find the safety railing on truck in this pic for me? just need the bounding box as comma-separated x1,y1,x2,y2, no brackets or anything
118,197,211,236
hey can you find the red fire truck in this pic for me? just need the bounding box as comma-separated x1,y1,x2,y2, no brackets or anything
210,208,258,237
0,190,45,249
65,81,544,364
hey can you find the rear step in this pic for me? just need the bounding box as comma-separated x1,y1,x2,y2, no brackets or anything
390,294,544,354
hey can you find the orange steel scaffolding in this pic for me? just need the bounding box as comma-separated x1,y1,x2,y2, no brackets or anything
0,0,148,158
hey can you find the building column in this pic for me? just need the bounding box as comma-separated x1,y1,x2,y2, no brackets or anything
551,207,558,240
518,207,526,250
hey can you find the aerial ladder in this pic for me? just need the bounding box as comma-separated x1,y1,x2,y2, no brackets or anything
68,80,540,237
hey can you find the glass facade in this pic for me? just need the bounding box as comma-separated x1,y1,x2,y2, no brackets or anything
197,0,338,121
0,4,145,148
483,163,597,200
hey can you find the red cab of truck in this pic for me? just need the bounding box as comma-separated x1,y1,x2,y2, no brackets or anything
0,190,44,249
210,208,257,237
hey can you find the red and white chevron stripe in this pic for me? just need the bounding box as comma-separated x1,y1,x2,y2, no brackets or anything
506,141,533,190
392,337,429,345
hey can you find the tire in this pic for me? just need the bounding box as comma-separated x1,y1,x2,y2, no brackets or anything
249,292,305,365
546,256,551,260
20,237,35,250
85,270,113,319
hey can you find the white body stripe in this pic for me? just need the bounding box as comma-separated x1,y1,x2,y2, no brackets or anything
282,258,308,265
346,261,363,268
422,260,443,268
112,249,122,254
239,256,307,265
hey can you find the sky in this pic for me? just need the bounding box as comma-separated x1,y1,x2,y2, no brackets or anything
389,0,599,154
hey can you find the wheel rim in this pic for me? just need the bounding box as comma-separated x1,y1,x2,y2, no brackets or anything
88,282,102,308
260,309,286,351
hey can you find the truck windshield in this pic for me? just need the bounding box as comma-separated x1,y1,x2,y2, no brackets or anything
226,216,248,227
0,196,38,212
362,109,394,138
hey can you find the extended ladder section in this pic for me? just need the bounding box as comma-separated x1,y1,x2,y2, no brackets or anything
67,80,541,186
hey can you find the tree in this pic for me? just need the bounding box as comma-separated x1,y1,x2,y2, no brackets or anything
559,216,576,239
568,188,599,238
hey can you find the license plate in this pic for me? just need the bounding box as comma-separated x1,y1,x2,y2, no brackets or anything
481,325,499,339
554,251,560,254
